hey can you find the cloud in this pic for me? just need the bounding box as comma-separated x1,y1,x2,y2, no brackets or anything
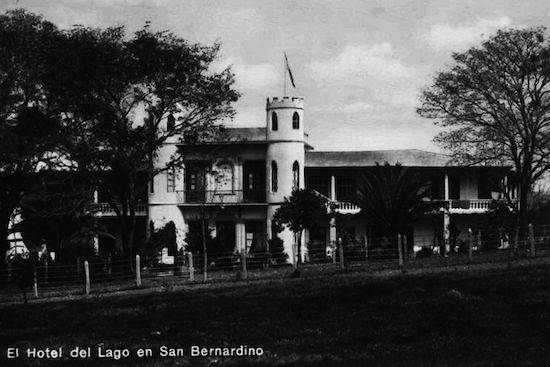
308,43,415,85
424,17,512,51
211,57,278,91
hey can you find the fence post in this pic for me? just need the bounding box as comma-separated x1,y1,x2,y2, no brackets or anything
477,230,482,252
241,248,248,279
76,257,81,279
397,234,403,267
135,255,141,287
338,239,344,269
364,236,368,261
33,270,38,298
529,223,535,257
188,252,194,282
468,228,473,262
403,235,408,261
84,261,90,295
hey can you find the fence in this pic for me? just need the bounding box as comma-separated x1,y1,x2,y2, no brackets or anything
2,223,550,304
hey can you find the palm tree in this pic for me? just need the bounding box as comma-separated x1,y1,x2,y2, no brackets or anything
355,163,431,258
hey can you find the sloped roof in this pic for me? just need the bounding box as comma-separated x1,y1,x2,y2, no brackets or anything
305,149,451,167
221,127,267,142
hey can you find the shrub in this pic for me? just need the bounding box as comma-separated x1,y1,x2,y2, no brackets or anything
416,246,433,258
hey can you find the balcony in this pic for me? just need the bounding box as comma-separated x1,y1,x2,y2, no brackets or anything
88,202,148,217
334,202,361,214
332,198,518,216
176,190,266,205
431,199,518,214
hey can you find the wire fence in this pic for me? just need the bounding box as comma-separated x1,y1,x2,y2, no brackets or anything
2,223,550,304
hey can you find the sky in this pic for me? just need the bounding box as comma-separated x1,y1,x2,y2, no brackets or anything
2,0,550,153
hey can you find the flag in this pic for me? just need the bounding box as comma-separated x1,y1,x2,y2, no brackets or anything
284,52,296,88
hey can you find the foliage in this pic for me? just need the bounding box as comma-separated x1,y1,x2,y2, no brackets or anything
43,19,239,258
0,10,63,256
272,189,328,264
10,253,34,304
356,163,430,236
267,236,287,264
418,27,550,226
16,173,97,259
147,221,177,256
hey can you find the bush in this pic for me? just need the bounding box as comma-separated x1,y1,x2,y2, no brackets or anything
416,246,433,258
268,236,287,264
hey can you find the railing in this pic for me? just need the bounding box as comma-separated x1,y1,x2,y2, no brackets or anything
176,190,266,204
431,199,518,212
334,202,361,213
88,202,148,216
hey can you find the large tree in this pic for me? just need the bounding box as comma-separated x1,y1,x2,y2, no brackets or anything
418,27,550,228
48,25,239,258
0,10,62,261
355,163,430,256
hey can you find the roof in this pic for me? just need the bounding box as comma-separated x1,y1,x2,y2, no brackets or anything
185,127,313,149
221,127,267,142
305,149,452,168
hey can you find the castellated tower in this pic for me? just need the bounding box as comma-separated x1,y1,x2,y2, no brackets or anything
265,96,306,263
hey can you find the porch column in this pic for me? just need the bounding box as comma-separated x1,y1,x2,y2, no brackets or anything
329,217,337,245
330,175,336,201
443,211,450,256
444,173,449,200
235,220,246,253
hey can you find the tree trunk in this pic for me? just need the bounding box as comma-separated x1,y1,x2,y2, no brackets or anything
518,177,530,240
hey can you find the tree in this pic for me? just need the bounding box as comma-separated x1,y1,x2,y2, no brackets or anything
272,189,328,265
0,10,63,268
48,25,239,259
355,163,430,256
418,27,550,231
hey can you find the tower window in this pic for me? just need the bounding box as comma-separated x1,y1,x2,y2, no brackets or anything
292,161,300,190
271,112,278,131
271,161,278,192
167,114,176,131
292,112,299,130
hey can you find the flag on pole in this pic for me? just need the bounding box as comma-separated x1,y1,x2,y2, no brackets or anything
284,52,296,88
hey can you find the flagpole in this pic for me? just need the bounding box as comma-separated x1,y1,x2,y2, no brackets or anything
283,53,287,97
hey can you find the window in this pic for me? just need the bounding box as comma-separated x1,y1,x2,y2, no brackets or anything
167,114,175,131
271,161,278,192
271,112,278,131
292,161,300,189
167,168,175,192
292,112,300,129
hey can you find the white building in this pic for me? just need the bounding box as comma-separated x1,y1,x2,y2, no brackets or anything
146,95,517,263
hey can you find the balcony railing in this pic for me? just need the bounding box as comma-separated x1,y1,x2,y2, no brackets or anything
176,190,266,204
88,202,148,216
332,199,518,216
431,199,518,212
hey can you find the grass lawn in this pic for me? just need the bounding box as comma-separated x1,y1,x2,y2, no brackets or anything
1,265,550,366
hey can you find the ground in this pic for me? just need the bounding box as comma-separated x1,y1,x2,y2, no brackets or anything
1,265,550,366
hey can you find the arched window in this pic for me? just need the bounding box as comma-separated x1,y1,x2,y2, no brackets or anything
292,112,300,129
271,161,278,192
167,114,175,131
271,112,278,131
292,161,300,189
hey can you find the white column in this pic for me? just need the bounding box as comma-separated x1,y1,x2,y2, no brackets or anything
235,220,246,253
330,175,336,201
443,212,450,256
444,173,449,200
